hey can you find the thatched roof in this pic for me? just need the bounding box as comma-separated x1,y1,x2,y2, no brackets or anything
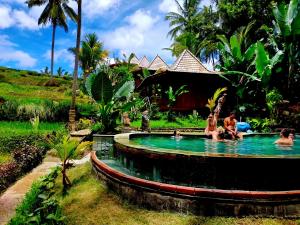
169,49,211,73
130,54,140,65
138,56,150,68
148,55,169,70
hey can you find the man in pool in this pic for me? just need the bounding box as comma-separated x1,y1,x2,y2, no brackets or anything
275,128,294,145
205,113,218,140
224,112,243,140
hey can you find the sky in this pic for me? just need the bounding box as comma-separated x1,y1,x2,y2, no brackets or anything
0,0,212,74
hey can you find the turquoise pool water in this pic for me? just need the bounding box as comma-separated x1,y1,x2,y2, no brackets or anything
129,135,300,157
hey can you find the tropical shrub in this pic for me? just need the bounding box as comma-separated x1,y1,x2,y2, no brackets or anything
0,162,21,192
85,66,135,133
266,89,283,118
51,136,92,188
12,144,46,173
165,85,189,121
0,134,49,192
247,118,275,132
9,167,64,225
77,118,93,130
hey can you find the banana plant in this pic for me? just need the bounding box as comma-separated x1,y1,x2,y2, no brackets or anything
85,66,135,133
273,0,300,91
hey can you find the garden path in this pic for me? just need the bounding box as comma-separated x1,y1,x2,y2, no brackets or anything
0,154,91,225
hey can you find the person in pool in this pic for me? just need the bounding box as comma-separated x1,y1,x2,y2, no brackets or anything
275,128,294,146
224,111,243,140
173,129,183,139
205,113,218,140
289,129,296,141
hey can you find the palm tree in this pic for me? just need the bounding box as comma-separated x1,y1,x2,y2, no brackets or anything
57,67,64,76
69,0,81,131
69,33,109,81
52,136,91,188
26,0,77,77
165,0,201,39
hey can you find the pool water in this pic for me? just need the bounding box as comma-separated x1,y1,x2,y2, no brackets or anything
129,135,300,157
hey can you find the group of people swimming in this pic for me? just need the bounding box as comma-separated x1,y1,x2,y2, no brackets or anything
205,111,242,141
205,111,295,145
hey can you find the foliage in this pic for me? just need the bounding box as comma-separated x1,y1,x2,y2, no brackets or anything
165,0,201,39
9,167,64,225
165,85,189,121
0,134,50,192
51,136,92,188
165,85,189,108
0,162,21,192
247,118,275,133
77,118,93,130
205,87,227,113
217,0,275,36
130,117,206,129
272,0,300,96
85,66,135,133
69,33,108,80
0,98,93,122
12,143,47,174
266,89,283,118
0,66,89,113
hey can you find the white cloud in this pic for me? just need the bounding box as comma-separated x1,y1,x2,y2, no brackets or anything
0,5,15,29
13,10,39,29
0,3,46,30
159,0,214,14
101,9,173,64
159,0,181,14
83,0,120,18
43,49,74,65
0,35,37,67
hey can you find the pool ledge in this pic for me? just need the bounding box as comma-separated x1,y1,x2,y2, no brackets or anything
91,151,300,217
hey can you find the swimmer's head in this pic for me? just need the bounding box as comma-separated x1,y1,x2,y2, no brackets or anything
280,128,290,138
174,129,180,136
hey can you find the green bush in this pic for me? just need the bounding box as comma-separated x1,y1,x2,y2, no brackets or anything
247,118,275,132
0,134,49,192
9,167,64,225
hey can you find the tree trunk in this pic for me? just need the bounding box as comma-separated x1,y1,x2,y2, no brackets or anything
51,24,56,77
69,0,82,131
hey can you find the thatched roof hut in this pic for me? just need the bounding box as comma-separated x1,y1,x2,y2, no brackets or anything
137,49,227,114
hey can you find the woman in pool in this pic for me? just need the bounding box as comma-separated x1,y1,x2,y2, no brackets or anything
275,128,294,146
205,113,218,140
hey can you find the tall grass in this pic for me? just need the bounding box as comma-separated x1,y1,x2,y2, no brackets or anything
0,121,65,137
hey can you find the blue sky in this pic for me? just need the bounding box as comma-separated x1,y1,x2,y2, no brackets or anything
0,0,212,74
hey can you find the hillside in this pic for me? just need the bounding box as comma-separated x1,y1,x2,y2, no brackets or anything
0,66,88,103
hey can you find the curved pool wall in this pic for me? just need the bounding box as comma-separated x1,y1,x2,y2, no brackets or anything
91,133,300,217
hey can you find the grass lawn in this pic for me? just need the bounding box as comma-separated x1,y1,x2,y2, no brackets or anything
0,121,66,137
130,119,206,129
55,163,299,225
0,66,88,104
